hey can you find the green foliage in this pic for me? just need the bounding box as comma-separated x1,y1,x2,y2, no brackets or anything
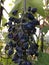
0,27,3,30
0,57,18,65
10,0,23,14
10,0,45,17
2,16,7,26
35,52,49,65
2,0,5,2
42,26,49,33
27,0,45,16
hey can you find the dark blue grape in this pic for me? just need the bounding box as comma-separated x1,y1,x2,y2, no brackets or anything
12,53,23,63
13,34,18,41
9,17,15,21
23,19,39,30
26,44,35,55
12,53,19,63
8,41,13,47
28,43,38,55
17,51,23,57
20,35,29,43
12,10,18,15
20,38,25,43
26,61,32,65
31,8,37,14
26,49,34,55
7,21,12,26
22,19,39,32
15,58,23,64
23,42,28,49
5,44,9,50
27,13,34,20
22,22,34,31
12,27,16,32
14,18,20,23
16,45,22,52
22,19,26,23
28,6,31,12
8,33,13,39
4,21,12,26
18,32,23,39
30,28,36,34
32,19,39,26
17,58,23,64
13,43,16,47
22,61,32,65
8,27,12,32
35,52,38,56
8,48,14,56
30,43,38,50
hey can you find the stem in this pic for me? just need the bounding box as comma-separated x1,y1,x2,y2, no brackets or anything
24,0,26,13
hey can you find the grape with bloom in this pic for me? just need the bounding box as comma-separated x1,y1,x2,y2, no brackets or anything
4,7,39,65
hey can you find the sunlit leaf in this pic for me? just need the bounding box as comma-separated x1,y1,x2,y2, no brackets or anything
9,3,13,6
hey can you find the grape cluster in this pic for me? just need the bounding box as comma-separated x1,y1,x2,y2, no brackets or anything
4,7,39,65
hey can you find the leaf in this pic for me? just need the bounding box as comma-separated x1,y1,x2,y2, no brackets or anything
2,16,7,26
9,3,13,6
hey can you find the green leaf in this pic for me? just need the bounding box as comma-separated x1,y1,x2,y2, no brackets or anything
9,3,13,6
2,16,7,26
